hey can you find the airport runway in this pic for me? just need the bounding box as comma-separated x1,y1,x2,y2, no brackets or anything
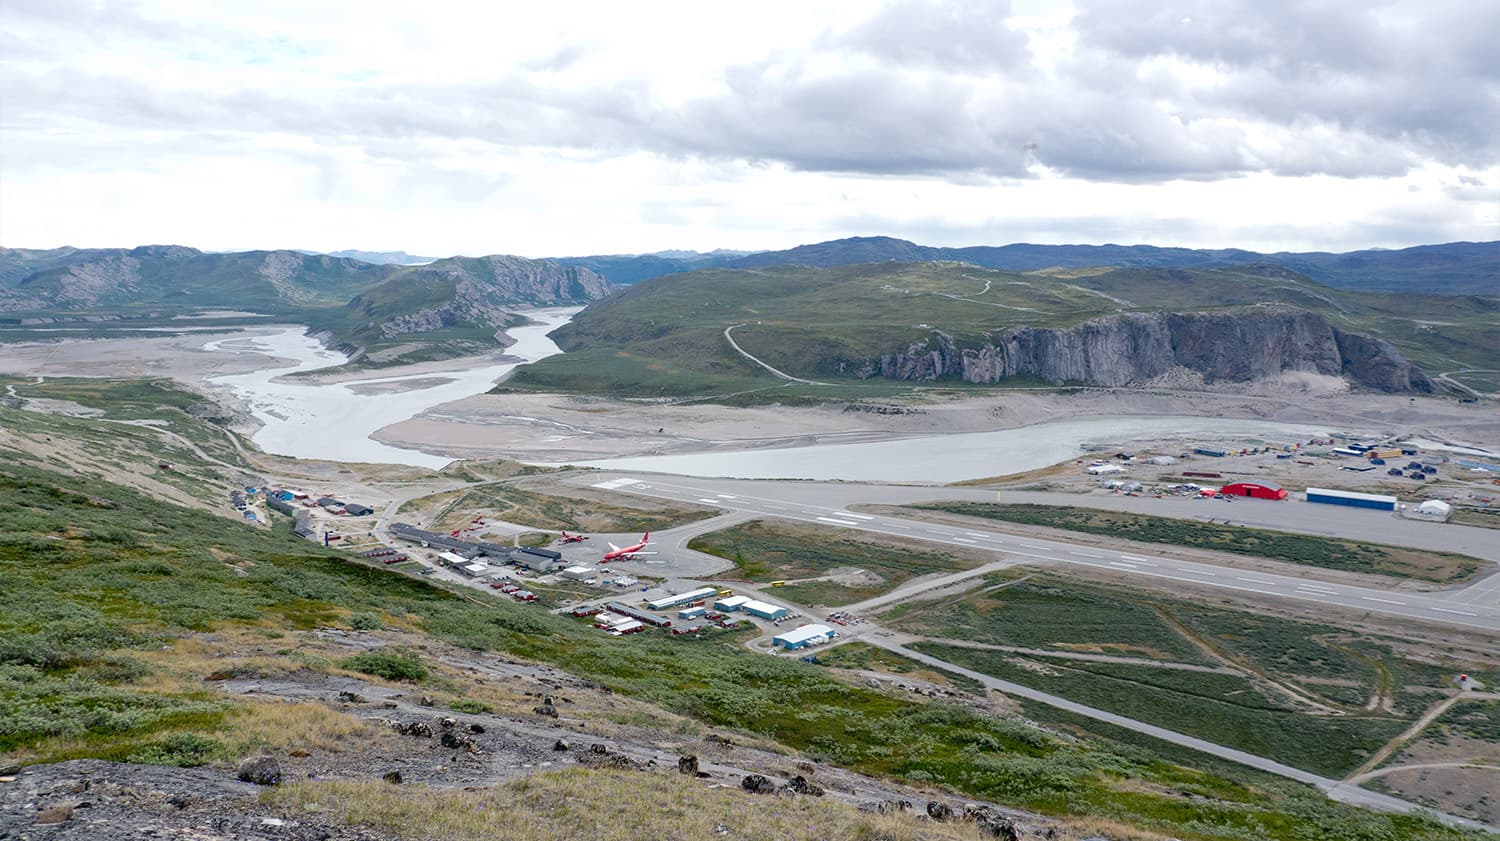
577,473,1500,633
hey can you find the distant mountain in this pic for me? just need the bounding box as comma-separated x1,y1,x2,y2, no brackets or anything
548,237,1499,295
317,249,437,265
551,249,753,286
0,245,616,366
711,237,1498,296
0,246,389,312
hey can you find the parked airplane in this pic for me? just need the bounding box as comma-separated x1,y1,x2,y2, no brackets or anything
557,530,588,544
602,531,655,561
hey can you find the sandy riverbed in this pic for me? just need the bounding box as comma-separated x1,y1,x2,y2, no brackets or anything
372,387,1500,465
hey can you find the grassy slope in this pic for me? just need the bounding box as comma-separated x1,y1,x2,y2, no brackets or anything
509,262,1497,399
0,412,1485,838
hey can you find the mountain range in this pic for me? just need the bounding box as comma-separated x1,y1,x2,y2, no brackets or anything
0,245,615,367
555,237,1499,296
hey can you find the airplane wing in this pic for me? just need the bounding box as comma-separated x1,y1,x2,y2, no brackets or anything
608,542,621,552
623,551,657,556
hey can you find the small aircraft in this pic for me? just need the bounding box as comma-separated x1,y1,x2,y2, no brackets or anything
556,530,589,544
602,531,655,562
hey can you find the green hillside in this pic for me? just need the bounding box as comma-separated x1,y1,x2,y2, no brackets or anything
509,262,1497,399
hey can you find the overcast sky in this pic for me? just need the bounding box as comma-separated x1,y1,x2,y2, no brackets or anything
2,0,1496,256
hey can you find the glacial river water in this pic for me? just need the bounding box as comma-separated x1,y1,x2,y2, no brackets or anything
203,308,578,469
200,308,1343,480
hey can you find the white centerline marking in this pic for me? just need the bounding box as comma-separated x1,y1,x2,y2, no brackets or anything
1109,562,1139,569
816,517,860,527
842,513,875,521
1069,550,1106,558
1362,596,1407,605
952,537,976,544
1236,577,1277,585
1433,607,1477,616
1179,569,1216,576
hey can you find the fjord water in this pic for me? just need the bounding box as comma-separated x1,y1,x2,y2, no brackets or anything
203,308,578,469
577,416,1335,484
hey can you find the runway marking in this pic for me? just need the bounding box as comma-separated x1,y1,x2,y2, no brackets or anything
592,477,643,490
1120,555,1158,565
1109,561,1139,569
1362,596,1407,605
952,538,977,544
965,532,1001,539
717,494,736,499
842,513,875,520
1433,607,1478,616
1179,569,1216,576
1070,550,1106,558
816,517,860,527
698,498,721,504
1296,583,1336,592
1236,577,1277,586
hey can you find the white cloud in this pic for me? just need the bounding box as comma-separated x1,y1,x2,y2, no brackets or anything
0,0,1495,254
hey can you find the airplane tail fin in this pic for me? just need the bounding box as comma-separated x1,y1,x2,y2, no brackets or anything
642,531,650,543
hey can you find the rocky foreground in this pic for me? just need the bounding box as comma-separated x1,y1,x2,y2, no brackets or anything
0,632,1090,841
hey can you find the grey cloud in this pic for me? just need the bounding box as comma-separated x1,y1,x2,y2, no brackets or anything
2,0,1494,186
830,0,1029,71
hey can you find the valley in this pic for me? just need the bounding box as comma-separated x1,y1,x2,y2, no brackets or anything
2,244,1498,841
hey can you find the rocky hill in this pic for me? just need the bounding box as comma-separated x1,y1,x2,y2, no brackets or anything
344,256,612,342
519,261,1490,398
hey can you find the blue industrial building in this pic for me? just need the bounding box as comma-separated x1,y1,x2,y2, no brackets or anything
1304,487,1397,511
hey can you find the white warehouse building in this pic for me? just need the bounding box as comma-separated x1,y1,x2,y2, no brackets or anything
773,624,836,650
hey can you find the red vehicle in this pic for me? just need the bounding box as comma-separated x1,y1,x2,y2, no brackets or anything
513,591,537,602
556,530,589,544
490,582,507,589
602,531,656,562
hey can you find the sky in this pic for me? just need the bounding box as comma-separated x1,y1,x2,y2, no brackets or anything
1,0,1496,257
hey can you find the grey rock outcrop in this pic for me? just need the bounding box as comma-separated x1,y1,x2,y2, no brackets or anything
838,307,1432,393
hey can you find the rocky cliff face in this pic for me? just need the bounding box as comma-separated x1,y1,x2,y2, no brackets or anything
836,307,1432,393
347,258,614,340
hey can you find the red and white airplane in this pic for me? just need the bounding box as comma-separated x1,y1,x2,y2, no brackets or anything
556,530,588,544
602,531,655,562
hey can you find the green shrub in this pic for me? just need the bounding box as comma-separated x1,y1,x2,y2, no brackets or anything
339,650,428,682
127,732,222,767
347,612,382,631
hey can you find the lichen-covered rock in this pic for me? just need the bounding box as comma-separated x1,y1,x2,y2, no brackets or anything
235,755,281,786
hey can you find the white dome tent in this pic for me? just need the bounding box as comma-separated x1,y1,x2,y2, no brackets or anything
1415,500,1452,521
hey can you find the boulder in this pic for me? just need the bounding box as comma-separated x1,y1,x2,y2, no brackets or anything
553,739,570,751
926,800,957,822
236,756,282,786
439,731,474,751
782,775,824,797
677,755,699,776
740,774,776,794
382,771,403,785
